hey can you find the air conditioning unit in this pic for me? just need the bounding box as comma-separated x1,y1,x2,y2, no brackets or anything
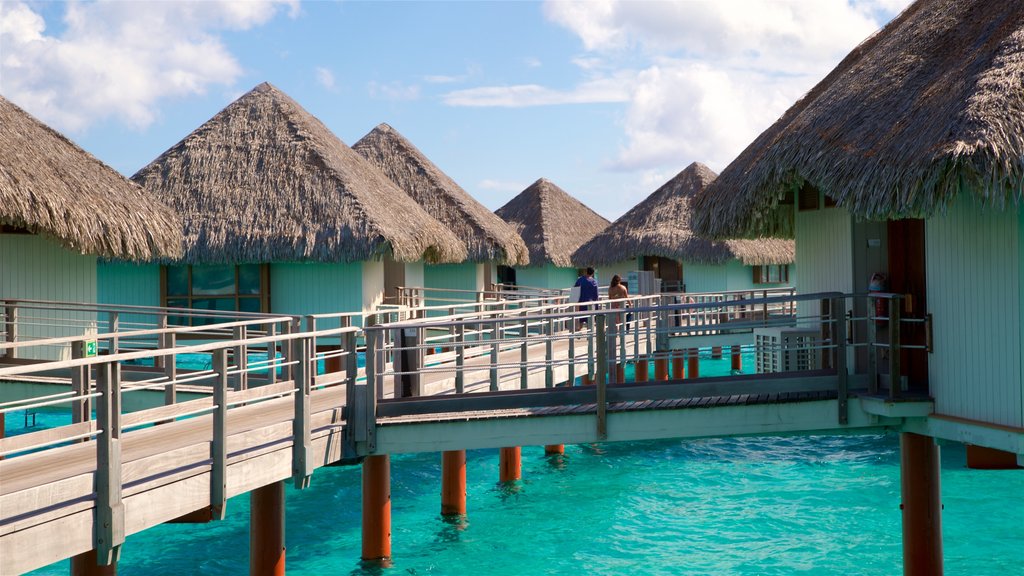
754,327,821,373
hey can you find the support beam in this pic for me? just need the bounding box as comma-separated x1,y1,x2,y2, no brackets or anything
250,481,286,576
361,455,391,563
441,450,466,516
499,447,521,482
900,432,943,576
70,549,116,576
965,445,1022,470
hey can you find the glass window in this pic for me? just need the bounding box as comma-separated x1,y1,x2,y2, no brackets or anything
754,265,789,285
162,264,269,325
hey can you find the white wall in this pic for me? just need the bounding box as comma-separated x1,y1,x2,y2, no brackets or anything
925,196,1022,427
361,260,385,314
795,206,854,319
1,234,98,360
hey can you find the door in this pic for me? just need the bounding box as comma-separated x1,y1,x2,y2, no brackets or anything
887,219,928,392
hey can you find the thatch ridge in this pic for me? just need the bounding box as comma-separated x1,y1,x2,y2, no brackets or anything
353,123,529,265
495,178,610,268
573,163,794,266
693,0,1024,238
133,82,466,264
0,95,183,261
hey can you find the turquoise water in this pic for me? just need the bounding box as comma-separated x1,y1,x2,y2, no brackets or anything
23,434,1024,575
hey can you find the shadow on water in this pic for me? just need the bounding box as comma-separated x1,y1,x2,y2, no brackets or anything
435,514,469,542
545,453,568,470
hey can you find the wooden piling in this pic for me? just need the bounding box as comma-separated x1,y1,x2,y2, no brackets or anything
731,345,742,371
711,346,722,359
441,450,467,516
635,359,649,382
250,481,286,576
900,433,943,575
687,349,700,379
361,455,391,562
966,445,1021,470
70,550,116,576
672,355,684,380
654,357,669,381
544,444,565,455
499,447,521,482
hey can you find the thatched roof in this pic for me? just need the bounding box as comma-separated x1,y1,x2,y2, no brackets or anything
693,0,1024,238
133,83,466,264
495,178,610,268
353,124,529,266
0,95,182,261
573,163,794,266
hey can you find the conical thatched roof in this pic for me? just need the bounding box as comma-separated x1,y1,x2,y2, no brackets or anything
352,123,529,266
694,0,1024,238
0,95,182,261
573,163,794,266
133,83,466,264
495,178,610,268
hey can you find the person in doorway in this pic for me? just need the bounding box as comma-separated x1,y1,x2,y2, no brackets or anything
574,267,599,325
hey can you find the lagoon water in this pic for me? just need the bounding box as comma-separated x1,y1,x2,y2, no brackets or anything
9,350,1024,575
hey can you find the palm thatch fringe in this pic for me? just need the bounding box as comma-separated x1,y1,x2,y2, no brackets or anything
495,178,610,268
693,0,1024,238
0,96,182,261
574,163,793,266
133,82,466,264
353,124,529,266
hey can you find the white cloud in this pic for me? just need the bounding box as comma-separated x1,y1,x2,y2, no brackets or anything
538,0,914,171
443,75,632,107
523,57,542,68
0,0,297,133
315,66,336,90
368,80,421,101
424,74,465,84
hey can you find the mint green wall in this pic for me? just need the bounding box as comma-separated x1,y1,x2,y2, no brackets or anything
423,263,483,313
515,265,578,291
795,206,854,320
925,196,1022,428
1,234,97,360
684,262,728,293
97,262,161,332
270,262,368,322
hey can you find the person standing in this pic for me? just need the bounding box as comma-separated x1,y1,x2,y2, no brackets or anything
574,267,599,325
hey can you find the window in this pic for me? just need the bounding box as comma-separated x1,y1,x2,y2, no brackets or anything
162,264,269,325
753,265,789,285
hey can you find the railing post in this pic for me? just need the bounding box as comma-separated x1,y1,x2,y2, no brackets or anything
889,295,903,400
364,326,380,453
94,361,124,566
489,320,500,392
282,318,297,383
164,332,177,406
595,315,608,440
568,313,576,385
267,323,278,386
155,313,167,370
832,296,849,425
211,349,228,519
455,323,465,394
107,311,119,356
867,296,879,395
607,312,619,384
292,336,313,489
587,311,595,381
3,302,17,359
519,315,529,389
545,317,554,388
71,339,91,426
232,325,248,391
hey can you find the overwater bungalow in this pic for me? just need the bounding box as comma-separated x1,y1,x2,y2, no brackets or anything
0,95,182,358
494,178,610,291
574,162,794,294
106,82,465,324
693,0,1024,569
353,124,528,308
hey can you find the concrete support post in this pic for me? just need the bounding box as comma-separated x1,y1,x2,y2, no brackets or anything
499,447,521,482
441,450,467,516
361,455,391,562
900,432,943,576
250,481,286,576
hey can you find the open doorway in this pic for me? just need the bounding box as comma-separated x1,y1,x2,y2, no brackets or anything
887,219,928,392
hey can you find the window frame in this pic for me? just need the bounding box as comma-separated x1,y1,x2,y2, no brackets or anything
753,264,790,285
160,264,270,326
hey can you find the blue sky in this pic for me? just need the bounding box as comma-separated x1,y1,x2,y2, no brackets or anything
1,0,909,220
